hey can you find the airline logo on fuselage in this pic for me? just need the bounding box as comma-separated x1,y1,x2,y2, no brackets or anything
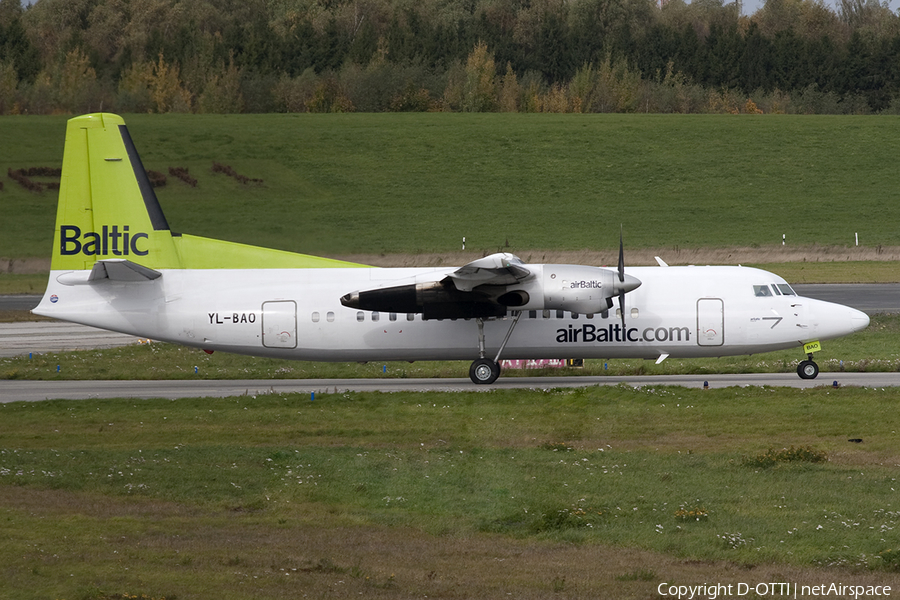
556,323,691,344
569,281,603,289
60,225,149,256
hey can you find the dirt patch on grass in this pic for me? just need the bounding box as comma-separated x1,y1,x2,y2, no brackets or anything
0,257,50,274
7,245,900,274
2,485,898,600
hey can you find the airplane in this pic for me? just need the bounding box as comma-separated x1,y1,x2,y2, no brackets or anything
33,113,870,384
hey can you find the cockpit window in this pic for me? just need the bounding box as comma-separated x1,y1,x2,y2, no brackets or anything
776,284,796,296
753,285,773,297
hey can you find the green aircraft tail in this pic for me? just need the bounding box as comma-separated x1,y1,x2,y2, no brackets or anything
52,113,365,272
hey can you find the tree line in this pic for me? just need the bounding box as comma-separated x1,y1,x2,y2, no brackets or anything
2,0,900,115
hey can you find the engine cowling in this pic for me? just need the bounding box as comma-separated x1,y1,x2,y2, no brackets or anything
543,265,618,314
501,265,640,314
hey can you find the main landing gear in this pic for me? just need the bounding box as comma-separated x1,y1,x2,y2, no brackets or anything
470,357,501,384
797,353,819,379
469,312,522,384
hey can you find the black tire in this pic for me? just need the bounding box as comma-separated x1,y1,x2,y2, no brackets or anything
469,358,501,384
797,360,819,380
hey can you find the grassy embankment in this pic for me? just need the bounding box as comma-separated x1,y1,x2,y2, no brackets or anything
2,113,900,268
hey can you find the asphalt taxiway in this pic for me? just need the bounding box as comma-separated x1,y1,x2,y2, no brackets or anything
4,371,900,402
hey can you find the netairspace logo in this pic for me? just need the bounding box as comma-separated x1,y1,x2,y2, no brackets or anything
657,582,892,599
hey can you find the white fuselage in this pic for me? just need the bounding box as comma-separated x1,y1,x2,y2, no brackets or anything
35,264,869,363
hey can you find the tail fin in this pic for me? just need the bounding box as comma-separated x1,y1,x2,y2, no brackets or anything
52,113,364,272
52,113,182,272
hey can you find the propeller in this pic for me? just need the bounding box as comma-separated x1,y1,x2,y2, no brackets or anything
614,226,641,329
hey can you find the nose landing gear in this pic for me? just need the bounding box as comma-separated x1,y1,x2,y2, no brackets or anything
797,353,819,379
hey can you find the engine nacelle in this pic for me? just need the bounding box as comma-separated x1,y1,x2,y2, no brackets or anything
540,264,619,314
499,265,640,314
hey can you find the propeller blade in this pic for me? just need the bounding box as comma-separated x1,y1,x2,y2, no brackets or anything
618,226,625,284
618,226,626,329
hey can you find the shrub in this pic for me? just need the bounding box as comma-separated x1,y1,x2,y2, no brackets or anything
168,167,197,187
742,445,827,468
878,548,900,572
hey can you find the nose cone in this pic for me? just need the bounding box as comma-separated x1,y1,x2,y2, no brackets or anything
807,299,869,340
615,273,642,295
850,307,870,333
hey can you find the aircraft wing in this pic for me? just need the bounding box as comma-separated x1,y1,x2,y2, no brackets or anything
341,252,639,320
446,253,531,292
341,253,533,320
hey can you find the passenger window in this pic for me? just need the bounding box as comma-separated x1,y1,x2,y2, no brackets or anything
600,309,609,319
543,310,551,319
357,312,365,322
556,310,564,319
326,311,335,322
407,313,416,321
754,285,773,297
586,313,594,319
571,313,579,320
389,312,397,321
372,311,380,322
528,310,537,319
631,308,639,318
311,312,320,323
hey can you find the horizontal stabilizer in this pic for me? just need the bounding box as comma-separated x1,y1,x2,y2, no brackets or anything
89,259,161,282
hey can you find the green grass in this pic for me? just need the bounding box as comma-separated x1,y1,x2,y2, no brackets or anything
2,313,898,381
2,386,900,599
0,274,47,294
752,261,900,283
2,113,900,260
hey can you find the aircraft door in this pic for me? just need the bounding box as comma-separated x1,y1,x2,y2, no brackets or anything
262,300,297,349
697,298,724,346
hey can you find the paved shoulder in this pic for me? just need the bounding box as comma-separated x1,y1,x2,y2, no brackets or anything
0,322,140,358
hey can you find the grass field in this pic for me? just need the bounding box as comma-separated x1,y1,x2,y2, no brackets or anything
2,114,900,262
3,385,900,599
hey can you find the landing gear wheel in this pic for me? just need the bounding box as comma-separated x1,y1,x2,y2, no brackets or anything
797,360,819,380
470,358,501,385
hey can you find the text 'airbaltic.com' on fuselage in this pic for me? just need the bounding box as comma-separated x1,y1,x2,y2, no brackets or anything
556,323,692,343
